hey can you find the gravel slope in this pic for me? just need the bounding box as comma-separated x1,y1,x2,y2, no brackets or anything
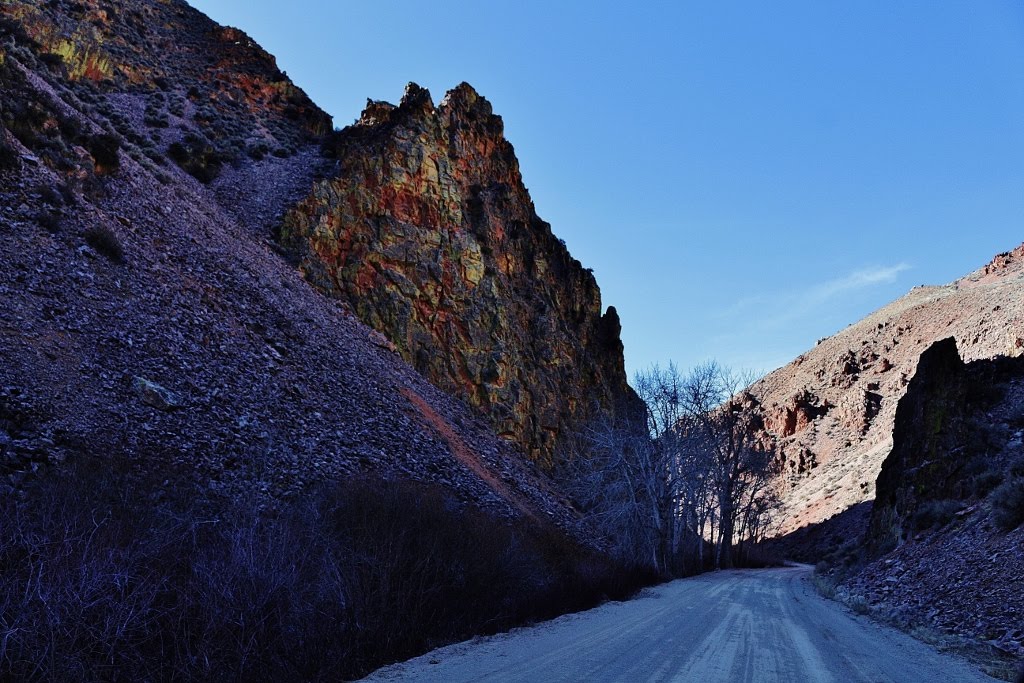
362,566,996,683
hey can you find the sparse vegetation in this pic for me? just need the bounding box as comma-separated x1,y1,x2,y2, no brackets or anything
87,133,121,171
0,132,17,170
972,469,1004,497
36,209,61,232
37,183,63,206
848,595,871,615
83,225,125,263
1009,456,1024,479
246,142,269,160
811,573,836,599
992,477,1024,531
168,133,223,182
0,457,655,681
910,499,962,532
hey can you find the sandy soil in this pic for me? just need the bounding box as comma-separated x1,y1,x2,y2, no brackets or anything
361,566,996,683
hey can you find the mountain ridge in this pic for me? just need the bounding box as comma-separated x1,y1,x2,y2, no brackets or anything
751,244,1024,534
0,0,603,535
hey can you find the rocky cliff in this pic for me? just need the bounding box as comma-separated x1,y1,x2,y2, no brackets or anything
2,0,330,167
281,83,639,463
0,0,594,531
748,245,1024,533
832,338,1024,660
866,337,1023,552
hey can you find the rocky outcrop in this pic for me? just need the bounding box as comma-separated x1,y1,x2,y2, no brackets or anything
0,1,591,534
867,338,1024,553
1,0,331,183
750,246,1024,533
833,339,1024,658
867,338,975,553
281,83,639,463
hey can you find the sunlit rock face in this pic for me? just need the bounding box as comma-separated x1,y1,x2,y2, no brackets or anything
2,0,330,139
749,244,1024,535
282,83,637,463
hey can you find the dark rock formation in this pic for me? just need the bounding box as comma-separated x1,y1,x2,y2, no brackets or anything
281,82,639,463
867,338,971,553
834,339,1024,656
867,337,1024,554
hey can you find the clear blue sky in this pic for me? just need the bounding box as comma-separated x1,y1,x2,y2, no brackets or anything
192,0,1024,378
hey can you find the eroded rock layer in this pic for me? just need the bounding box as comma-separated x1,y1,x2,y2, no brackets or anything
282,83,638,463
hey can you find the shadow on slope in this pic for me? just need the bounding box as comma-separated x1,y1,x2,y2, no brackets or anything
759,500,873,567
0,454,659,681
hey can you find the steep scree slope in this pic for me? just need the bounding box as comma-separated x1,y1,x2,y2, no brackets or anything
281,83,639,464
749,246,1024,533
0,1,584,533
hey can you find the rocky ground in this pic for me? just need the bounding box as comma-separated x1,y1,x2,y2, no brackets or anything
751,245,1024,534
839,517,1024,659
0,1,585,537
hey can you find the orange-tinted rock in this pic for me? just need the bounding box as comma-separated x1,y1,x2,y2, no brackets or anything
765,389,831,438
982,243,1024,276
282,83,638,463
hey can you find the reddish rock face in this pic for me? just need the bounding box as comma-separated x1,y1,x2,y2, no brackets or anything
282,83,638,463
1,0,331,159
0,4,590,534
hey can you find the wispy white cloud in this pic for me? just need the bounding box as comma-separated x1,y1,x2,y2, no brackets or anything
702,261,914,373
720,262,913,321
809,263,911,303
638,261,914,378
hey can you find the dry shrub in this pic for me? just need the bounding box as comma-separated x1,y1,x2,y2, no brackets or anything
0,457,656,681
0,134,18,170
83,225,124,263
911,499,962,532
168,133,222,183
87,133,121,172
993,478,1024,531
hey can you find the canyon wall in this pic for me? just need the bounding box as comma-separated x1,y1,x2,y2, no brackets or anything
282,83,639,463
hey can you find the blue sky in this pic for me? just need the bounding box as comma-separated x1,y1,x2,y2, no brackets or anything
192,0,1024,378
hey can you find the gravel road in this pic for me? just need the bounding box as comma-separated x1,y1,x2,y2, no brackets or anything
361,565,995,682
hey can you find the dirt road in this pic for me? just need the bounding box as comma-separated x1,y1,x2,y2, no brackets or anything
362,565,995,682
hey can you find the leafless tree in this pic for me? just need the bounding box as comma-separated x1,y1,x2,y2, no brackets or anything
563,361,781,575
675,361,781,568
558,406,666,571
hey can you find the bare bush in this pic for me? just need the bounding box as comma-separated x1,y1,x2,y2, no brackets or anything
0,456,654,681
83,226,125,263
